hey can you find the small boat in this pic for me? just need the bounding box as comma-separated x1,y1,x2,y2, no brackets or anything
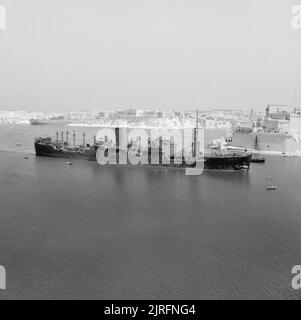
251,155,265,163
267,186,278,191
234,165,249,171
66,162,73,166
266,176,278,191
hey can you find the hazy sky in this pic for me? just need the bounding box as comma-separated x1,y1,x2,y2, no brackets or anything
0,0,300,112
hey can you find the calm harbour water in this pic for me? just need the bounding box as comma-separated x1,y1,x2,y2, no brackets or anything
0,125,301,299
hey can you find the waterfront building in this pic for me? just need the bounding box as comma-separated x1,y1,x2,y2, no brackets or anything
263,118,290,134
232,105,301,154
266,105,291,120
290,109,301,142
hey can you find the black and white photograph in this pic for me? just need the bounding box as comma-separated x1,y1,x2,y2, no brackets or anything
1,0,301,303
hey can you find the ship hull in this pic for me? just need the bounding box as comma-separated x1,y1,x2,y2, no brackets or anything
35,143,96,161
30,119,70,125
35,142,252,170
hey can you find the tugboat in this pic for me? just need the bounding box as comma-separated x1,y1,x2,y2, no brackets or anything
251,154,266,163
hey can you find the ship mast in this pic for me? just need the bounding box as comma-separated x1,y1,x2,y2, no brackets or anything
294,88,297,112
83,133,86,147
193,109,199,158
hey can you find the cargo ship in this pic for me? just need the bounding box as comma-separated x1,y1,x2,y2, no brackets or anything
30,116,70,126
34,128,252,171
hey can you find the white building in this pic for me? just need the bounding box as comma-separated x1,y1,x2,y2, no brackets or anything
290,111,301,142
263,118,290,133
205,119,232,129
266,105,291,120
